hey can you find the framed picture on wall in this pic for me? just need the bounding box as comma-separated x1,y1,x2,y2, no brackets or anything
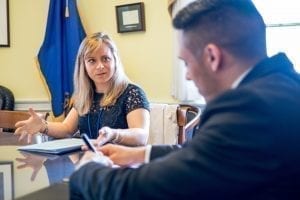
0,0,10,47
0,161,14,200
115,2,145,33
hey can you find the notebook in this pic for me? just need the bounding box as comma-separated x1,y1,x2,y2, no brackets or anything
18,138,85,155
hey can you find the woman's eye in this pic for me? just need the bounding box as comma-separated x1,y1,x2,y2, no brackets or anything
87,58,95,64
102,56,111,63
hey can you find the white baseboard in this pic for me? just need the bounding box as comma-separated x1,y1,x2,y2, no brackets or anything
15,100,51,112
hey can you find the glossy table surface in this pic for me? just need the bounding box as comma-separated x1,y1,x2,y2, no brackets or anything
0,132,80,199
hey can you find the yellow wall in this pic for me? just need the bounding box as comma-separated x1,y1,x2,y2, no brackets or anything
0,0,176,106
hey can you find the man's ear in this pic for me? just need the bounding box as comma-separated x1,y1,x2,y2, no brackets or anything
203,44,222,72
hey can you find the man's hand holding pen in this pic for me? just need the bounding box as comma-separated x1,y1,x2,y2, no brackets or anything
76,134,113,170
75,151,113,170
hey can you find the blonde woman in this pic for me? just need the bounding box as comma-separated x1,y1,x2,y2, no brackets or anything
15,32,150,146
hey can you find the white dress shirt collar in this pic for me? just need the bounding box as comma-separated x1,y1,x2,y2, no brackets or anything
231,67,253,89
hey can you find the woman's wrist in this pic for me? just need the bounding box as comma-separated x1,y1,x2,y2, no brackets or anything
112,129,121,144
40,119,49,135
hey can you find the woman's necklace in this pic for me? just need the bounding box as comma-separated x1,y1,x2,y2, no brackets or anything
87,93,104,138
87,108,103,139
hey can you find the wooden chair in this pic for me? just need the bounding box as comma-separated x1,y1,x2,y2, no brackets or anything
177,104,201,144
148,103,201,145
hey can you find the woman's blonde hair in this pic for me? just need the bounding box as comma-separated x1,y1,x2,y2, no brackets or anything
73,32,129,115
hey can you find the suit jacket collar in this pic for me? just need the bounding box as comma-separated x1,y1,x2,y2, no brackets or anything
239,53,298,86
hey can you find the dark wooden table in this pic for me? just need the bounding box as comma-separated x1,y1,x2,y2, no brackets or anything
0,132,79,199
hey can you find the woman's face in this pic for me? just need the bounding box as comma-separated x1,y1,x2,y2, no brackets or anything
84,43,116,93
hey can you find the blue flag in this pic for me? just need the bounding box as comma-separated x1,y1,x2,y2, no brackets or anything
38,0,86,117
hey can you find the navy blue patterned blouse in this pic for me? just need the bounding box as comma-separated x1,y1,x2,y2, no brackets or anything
78,84,149,139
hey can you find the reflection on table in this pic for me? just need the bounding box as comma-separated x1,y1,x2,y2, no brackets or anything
0,132,80,199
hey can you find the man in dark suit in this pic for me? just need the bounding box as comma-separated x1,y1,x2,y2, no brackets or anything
70,0,300,199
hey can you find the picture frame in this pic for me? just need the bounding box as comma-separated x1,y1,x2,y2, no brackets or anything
0,0,10,47
0,161,14,200
115,2,145,33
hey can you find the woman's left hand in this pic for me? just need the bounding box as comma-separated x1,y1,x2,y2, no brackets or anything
95,126,118,146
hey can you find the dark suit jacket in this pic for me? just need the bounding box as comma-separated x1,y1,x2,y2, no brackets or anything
69,53,300,200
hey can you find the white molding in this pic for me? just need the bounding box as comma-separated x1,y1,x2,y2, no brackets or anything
15,100,51,111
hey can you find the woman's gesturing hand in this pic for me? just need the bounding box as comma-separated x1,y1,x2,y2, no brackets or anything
14,108,45,143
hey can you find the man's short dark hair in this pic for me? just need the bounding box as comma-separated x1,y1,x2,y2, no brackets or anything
173,0,266,59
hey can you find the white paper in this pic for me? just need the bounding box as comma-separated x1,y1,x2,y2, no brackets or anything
122,10,139,25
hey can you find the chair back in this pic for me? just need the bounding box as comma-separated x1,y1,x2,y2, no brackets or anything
148,103,201,145
0,85,15,110
0,110,30,130
177,104,201,144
